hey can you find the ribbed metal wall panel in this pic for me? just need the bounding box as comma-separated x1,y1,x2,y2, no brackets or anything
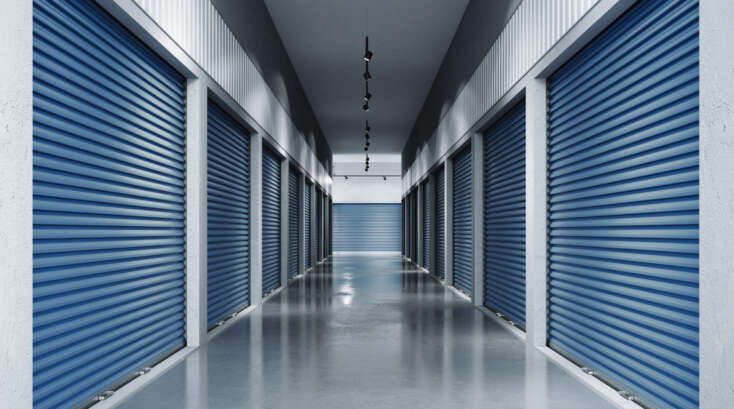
547,1,699,409
452,145,473,294
288,168,300,278
333,204,402,251
207,101,250,328
132,0,331,189
32,0,186,407
262,147,281,294
483,100,526,327
304,182,312,268
422,180,431,271
403,0,600,191
435,167,446,279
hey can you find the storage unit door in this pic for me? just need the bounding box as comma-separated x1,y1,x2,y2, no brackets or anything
33,0,186,407
288,168,299,278
422,181,431,271
547,1,699,408
333,204,402,251
435,167,446,279
452,145,473,294
304,182,312,268
329,198,333,255
207,101,250,328
316,191,322,261
262,147,281,294
483,100,526,327
412,192,418,261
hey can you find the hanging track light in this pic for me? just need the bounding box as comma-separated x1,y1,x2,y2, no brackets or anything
363,36,373,62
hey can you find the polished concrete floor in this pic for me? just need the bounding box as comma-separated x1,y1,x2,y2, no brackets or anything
118,253,616,409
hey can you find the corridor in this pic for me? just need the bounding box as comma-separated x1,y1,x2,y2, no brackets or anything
117,253,615,409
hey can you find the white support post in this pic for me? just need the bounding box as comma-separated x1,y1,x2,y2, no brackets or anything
250,135,263,305
185,78,208,346
0,1,33,406
299,173,306,275
525,78,548,348
471,133,484,307
280,159,289,288
445,161,454,286
700,2,734,408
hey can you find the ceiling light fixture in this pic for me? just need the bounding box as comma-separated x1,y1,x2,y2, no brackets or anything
363,36,373,62
362,102,369,112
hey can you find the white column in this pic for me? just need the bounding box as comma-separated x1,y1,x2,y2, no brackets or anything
280,159,289,287
299,173,306,275
250,135,263,305
0,1,32,406
700,2,734,408
471,133,484,306
525,78,548,348
445,161,454,286
185,78,208,346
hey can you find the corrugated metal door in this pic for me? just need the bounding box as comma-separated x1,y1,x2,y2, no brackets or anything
547,1,699,408
304,182,312,268
333,204,402,251
32,0,186,407
435,167,446,279
262,146,281,294
452,145,473,294
483,100,526,327
316,189,322,261
288,168,300,278
207,101,250,328
329,197,333,256
411,191,418,261
422,180,431,271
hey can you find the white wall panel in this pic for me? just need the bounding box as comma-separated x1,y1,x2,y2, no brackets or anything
403,0,600,192
133,0,332,192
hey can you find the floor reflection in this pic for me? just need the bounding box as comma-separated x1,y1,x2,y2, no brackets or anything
118,252,615,409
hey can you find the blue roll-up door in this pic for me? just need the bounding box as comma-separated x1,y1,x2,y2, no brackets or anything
207,101,250,328
411,191,418,261
483,101,526,327
452,145,473,294
547,1,699,409
304,182,312,268
262,146,281,294
316,189,322,262
32,0,186,407
422,180,431,271
288,168,300,278
401,199,406,255
435,167,446,279
333,204,402,251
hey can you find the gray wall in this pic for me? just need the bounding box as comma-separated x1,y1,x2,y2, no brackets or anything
401,0,522,173
212,0,332,174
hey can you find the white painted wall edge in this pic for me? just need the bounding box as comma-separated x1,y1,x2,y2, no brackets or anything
699,1,734,408
0,1,33,407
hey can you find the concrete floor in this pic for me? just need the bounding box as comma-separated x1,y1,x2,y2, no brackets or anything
117,253,616,409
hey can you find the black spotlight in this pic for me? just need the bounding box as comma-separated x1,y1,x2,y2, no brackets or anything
383,176,387,181
364,146,368,151
363,61,371,80
365,121,371,132
364,132,370,139
344,175,349,180
363,37,373,62
364,91,372,102
366,141,370,147
362,102,369,112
